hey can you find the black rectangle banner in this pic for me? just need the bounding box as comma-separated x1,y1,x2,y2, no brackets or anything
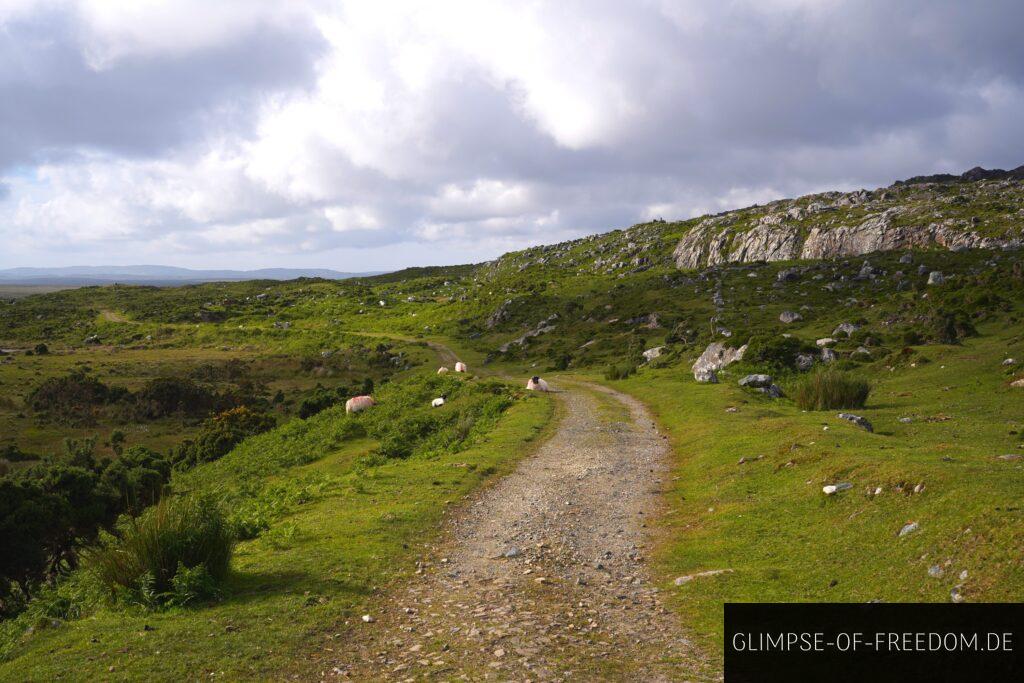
725,603,1023,682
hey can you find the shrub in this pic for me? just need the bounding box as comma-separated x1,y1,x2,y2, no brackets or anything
0,445,39,463
132,377,215,420
793,369,871,411
170,407,276,469
297,385,344,419
745,334,811,371
84,494,233,605
604,363,635,380
926,310,977,344
25,372,127,426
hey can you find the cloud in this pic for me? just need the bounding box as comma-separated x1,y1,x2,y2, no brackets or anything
1,0,1023,269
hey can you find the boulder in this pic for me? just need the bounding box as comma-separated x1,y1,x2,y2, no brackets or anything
694,367,718,383
739,374,773,388
820,347,837,363
642,346,665,362
779,311,803,324
777,267,801,282
692,342,747,383
899,253,913,264
833,322,859,337
816,337,836,347
795,353,815,371
927,271,945,285
757,384,784,398
838,413,873,432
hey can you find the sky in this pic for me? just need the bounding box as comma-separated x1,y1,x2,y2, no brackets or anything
1,0,1023,271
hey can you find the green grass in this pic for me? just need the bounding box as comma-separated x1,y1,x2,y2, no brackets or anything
0,378,554,681
608,329,1024,649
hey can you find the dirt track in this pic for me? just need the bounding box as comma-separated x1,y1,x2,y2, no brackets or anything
330,380,712,681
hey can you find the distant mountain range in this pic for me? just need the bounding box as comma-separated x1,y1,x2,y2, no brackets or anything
0,265,382,286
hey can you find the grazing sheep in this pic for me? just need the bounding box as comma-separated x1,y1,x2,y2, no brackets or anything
454,361,468,373
431,395,447,408
437,366,450,374
345,395,375,414
526,376,549,392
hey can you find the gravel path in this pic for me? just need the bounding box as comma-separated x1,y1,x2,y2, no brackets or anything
330,380,712,681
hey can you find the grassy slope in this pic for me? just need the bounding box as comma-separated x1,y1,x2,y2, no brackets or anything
605,327,1023,647
0,384,554,681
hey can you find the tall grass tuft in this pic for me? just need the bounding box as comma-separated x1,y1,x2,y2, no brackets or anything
793,369,871,410
84,494,234,605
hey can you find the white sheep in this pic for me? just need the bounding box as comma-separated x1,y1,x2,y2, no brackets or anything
526,376,549,392
437,366,450,374
345,395,376,414
431,395,446,408
454,361,468,373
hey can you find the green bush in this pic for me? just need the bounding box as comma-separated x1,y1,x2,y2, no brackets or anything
132,377,216,420
793,369,871,411
170,407,276,469
926,310,977,344
604,363,635,380
84,494,233,606
745,334,811,371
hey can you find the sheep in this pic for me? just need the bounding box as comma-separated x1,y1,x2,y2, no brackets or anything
526,376,549,392
454,361,468,373
345,395,375,414
431,395,447,408
437,366,450,374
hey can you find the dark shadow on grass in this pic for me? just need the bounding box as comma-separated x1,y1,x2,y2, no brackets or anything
224,569,376,607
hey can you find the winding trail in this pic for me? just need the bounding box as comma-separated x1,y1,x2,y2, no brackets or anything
330,378,711,681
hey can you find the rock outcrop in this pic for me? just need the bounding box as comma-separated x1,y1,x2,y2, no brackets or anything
672,219,732,269
727,224,801,263
671,171,1024,270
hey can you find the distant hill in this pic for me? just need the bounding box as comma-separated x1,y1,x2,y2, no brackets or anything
0,265,383,286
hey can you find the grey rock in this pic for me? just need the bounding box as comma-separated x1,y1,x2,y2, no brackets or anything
757,384,784,398
816,337,836,347
727,224,802,263
928,565,945,578
739,374,773,388
486,299,513,329
838,413,873,432
927,271,945,285
833,322,859,337
642,346,666,362
741,374,770,389
673,205,1022,271
779,311,803,324
694,367,718,384
820,347,837,363
898,521,919,537
692,342,747,382
795,353,815,371
899,253,913,264
777,267,801,282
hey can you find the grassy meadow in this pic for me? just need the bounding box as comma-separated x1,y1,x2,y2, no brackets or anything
0,371,554,680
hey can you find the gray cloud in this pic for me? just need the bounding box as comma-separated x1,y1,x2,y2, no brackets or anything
1,0,1023,270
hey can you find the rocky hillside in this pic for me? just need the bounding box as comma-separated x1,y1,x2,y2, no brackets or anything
483,165,1024,280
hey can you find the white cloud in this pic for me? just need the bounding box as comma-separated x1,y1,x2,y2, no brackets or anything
1,0,1023,269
